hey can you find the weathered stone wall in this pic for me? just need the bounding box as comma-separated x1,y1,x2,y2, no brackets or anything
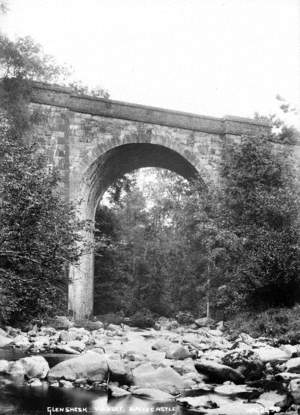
28,82,272,319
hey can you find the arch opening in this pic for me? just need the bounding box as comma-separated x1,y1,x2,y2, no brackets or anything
84,143,201,218
69,142,203,319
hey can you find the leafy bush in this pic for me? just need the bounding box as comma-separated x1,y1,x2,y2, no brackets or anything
225,305,300,343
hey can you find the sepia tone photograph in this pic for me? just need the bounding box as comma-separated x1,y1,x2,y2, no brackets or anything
0,0,300,414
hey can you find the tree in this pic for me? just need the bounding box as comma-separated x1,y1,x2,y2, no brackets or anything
0,112,84,323
220,134,300,310
0,30,88,324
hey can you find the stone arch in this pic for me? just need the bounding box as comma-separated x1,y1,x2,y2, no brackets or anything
68,141,205,319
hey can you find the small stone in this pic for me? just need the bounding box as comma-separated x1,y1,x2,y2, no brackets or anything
59,379,73,388
166,345,191,360
108,385,131,398
28,378,42,387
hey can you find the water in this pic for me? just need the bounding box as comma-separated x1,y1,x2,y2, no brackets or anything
0,383,181,415
0,349,181,415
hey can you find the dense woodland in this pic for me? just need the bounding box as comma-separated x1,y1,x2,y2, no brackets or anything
0,2,300,326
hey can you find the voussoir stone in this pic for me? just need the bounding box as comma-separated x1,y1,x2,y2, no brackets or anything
48,350,108,382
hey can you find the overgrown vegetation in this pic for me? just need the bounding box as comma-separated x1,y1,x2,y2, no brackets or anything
94,131,300,320
1,2,299,326
0,27,89,324
226,306,300,343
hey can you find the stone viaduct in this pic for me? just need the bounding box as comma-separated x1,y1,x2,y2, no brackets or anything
28,82,271,319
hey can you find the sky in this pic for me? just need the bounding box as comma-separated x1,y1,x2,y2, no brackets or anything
1,0,300,126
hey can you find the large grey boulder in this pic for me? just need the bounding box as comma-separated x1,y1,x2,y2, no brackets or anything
107,357,133,384
19,356,49,379
195,359,245,384
280,357,300,373
49,316,73,330
48,350,108,382
254,346,291,363
133,363,185,394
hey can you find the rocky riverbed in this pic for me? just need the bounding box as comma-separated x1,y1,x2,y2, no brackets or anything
1,316,300,414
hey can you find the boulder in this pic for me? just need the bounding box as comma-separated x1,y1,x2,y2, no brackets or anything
28,378,43,387
222,349,264,380
289,378,300,404
275,372,300,382
214,384,260,399
280,344,300,358
49,316,73,330
0,334,13,348
0,328,7,337
281,357,300,373
19,356,49,379
6,361,26,381
51,345,80,354
0,360,9,372
48,350,108,382
59,379,74,388
131,387,174,401
166,345,191,360
108,385,131,398
194,317,214,328
66,340,86,352
195,359,245,384
254,346,291,363
133,364,185,394
107,357,133,384
151,339,171,352
255,391,289,412
13,335,30,349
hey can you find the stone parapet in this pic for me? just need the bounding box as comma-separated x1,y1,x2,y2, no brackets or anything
30,81,271,137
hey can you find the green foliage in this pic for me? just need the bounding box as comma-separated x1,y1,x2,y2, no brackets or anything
0,31,87,324
0,111,84,324
226,306,300,343
0,35,66,82
220,135,300,311
94,128,300,319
